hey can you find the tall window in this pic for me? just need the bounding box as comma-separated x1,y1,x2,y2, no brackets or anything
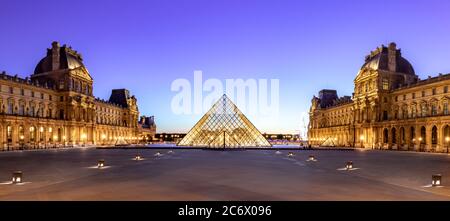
7,126,12,142
411,106,416,118
19,104,24,115
382,79,389,90
421,104,427,117
30,105,35,116
59,80,65,89
7,101,13,114
432,88,436,95
445,86,449,93
431,104,437,116
18,126,24,141
30,126,36,142
48,127,53,142
422,91,426,97
444,102,449,115
39,127,44,142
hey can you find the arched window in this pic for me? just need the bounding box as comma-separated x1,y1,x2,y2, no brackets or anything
420,126,426,144
392,128,397,144
400,127,405,144
7,126,13,143
432,126,438,145
383,128,389,144
30,126,36,142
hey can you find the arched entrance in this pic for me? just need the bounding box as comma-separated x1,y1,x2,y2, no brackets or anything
431,126,438,151
383,128,389,146
399,127,405,148
392,128,397,145
420,126,426,151
443,125,450,153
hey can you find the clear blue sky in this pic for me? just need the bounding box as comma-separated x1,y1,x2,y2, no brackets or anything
1,0,450,134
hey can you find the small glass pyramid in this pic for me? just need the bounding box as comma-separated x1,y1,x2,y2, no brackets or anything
177,94,272,148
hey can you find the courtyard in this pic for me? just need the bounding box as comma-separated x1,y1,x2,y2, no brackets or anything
1,147,450,200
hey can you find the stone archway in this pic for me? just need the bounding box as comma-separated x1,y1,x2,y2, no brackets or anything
443,125,450,153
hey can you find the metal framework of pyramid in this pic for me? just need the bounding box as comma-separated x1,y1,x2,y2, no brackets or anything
177,94,272,148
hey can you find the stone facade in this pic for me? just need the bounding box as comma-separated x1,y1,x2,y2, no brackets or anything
308,43,450,152
0,42,154,150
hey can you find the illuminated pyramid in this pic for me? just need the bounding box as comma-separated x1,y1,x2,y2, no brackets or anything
178,94,271,148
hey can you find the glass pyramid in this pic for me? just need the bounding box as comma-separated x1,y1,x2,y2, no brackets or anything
177,94,272,148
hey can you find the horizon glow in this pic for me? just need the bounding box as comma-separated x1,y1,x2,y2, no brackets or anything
1,0,450,135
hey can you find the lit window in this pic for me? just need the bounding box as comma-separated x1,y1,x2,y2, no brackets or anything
382,79,389,90
444,102,449,115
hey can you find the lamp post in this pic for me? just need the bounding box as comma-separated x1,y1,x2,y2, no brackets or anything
360,135,364,149
81,133,86,147
19,135,24,150
446,137,449,154
53,135,58,148
419,137,423,152
101,134,106,146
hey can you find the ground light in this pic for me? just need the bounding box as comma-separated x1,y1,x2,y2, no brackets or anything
275,150,282,154
98,159,105,168
168,150,174,154
135,155,142,161
308,155,316,161
287,152,295,157
12,171,22,184
432,174,442,187
155,152,162,157
346,161,353,170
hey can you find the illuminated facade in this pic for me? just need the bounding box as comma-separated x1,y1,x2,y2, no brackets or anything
178,94,271,148
0,42,154,150
308,43,450,152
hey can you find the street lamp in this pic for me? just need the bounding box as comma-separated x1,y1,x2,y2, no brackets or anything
446,137,449,154
418,137,423,151
81,133,87,147
62,135,66,148
101,134,106,146
360,135,364,148
53,135,58,148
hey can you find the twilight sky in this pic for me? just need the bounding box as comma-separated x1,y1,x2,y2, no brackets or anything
1,0,450,135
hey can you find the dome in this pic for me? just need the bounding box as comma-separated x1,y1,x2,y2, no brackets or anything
34,42,87,75
361,43,415,75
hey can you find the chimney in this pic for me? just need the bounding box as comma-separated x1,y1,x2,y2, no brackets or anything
387,42,397,72
51,41,60,71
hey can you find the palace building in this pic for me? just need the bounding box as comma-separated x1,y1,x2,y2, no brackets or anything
0,41,155,150
308,42,450,152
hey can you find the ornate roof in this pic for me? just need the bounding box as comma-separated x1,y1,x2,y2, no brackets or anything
361,42,415,75
33,41,92,80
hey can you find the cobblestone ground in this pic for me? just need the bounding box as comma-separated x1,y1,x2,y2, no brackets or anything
1,148,450,200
